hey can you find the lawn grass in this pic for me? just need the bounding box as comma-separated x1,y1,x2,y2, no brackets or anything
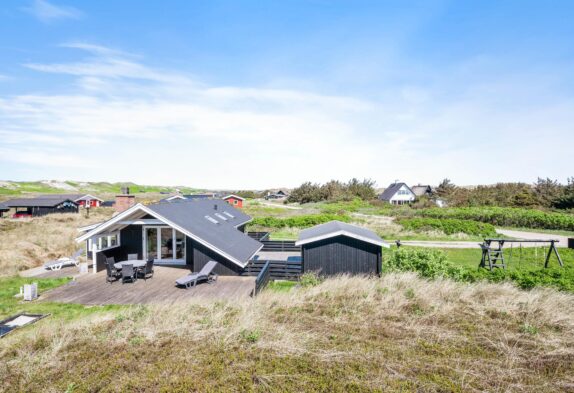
267,280,297,292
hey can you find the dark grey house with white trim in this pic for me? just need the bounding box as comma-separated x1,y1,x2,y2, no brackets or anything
0,202,9,217
76,199,262,276
296,221,389,276
3,196,79,217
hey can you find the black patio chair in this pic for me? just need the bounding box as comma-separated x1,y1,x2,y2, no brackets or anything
105,261,120,284
138,258,154,281
121,263,136,284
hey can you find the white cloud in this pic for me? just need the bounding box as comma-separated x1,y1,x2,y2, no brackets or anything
24,0,82,23
1,44,573,188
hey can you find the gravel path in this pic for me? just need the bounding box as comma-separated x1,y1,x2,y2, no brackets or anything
388,229,570,248
494,229,569,248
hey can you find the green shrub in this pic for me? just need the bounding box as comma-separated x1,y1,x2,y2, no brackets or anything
251,214,351,229
384,248,574,292
397,218,497,237
240,329,261,343
390,207,574,231
320,198,372,214
383,248,466,280
299,272,322,287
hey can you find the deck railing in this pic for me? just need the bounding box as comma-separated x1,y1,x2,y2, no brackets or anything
253,261,271,295
244,259,302,281
260,240,301,252
247,231,271,241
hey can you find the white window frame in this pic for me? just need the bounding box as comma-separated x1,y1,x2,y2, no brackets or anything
142,226,186,264
89,231,121,252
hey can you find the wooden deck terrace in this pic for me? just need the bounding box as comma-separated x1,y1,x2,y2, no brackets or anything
39,266,257,305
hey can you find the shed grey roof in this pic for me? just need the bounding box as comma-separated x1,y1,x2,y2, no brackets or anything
4,197,78,208
295,220,389,247
0,202,9,211
378,182,413,201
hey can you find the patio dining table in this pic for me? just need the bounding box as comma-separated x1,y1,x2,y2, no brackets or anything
114,260,147,270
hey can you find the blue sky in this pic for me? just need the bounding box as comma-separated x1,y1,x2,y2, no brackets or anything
0,0,573,189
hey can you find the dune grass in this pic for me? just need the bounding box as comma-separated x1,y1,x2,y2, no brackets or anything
0,209,114,277
1,273,573,392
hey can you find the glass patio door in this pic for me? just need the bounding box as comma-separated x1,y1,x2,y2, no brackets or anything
144,227,185,263
160,227,173,260
145,228,158,259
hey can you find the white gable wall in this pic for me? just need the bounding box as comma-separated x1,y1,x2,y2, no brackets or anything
389,185,415,205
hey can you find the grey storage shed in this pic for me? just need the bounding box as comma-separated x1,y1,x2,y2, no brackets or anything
296,221,389,276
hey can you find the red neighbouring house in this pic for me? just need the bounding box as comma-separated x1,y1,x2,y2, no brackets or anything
223,195,244,208
74,195,104,208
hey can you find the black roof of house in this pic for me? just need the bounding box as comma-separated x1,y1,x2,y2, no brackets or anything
148,200,260,264
4,197,78,208
378,182,413,201
78,199,260,266
0,202,9,211
296,220,388,247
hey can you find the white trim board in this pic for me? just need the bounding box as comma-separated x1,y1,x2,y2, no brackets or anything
295,230,390,248
223,194,245,201
75,194,104,202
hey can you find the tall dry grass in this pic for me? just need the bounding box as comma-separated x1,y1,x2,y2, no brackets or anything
0,209,114,277
1,273,573,392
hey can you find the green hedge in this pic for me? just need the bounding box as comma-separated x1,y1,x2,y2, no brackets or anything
383,248,467,280
391,207,574,231
251,214,351,229
397,218,497,237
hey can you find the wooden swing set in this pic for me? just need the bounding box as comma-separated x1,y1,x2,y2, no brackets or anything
479,238,563,271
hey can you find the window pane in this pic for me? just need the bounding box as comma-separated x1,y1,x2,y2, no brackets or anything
146,228,157,259
175,230,185,259
160,228,173,259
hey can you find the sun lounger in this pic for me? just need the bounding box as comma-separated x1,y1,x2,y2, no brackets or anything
44,249,83,271
175,261,218,289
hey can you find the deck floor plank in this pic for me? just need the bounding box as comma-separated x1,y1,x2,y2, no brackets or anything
40,267,256,305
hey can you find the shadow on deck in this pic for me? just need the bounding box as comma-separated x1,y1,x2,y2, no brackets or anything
40,266,257,305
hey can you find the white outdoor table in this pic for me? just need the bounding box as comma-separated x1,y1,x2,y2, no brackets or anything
114,260,146,270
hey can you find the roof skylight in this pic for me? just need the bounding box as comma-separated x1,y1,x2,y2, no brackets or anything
214,213,228,221
223,211,234,218
204,215,219,224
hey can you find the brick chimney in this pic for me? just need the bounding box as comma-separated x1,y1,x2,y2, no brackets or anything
114,187,135,213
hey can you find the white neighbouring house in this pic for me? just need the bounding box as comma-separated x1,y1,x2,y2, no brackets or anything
378,182,416,205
